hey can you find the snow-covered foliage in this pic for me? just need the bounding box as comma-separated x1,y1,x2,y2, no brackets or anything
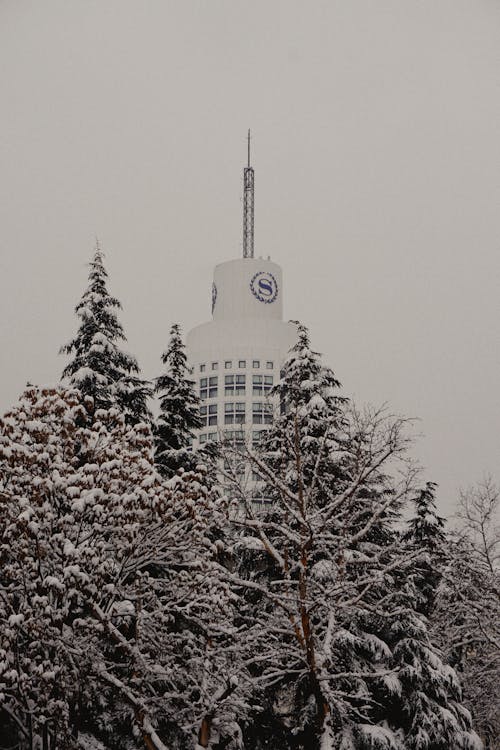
430,479,500,748
221,324,482,750
154,323,202,479
60,246,152,425
402,481,447,616
0,386,245,750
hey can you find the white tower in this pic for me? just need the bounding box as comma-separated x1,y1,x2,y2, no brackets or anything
186,134,297,501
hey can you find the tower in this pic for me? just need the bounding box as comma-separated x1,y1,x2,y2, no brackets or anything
186,135,297,503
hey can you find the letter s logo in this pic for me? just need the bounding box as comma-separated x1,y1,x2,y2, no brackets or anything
258,278,273,297
250,272,278,304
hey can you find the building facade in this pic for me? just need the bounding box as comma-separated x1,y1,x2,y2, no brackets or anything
186,138,297,501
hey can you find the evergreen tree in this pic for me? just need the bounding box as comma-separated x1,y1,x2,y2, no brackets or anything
403,481,447,617
222,324,482,750
154,323,202,478
224,325,413,748
60,244,152,424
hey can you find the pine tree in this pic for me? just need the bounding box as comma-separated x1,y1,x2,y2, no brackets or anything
154,323,202,478
221,324,483,750
403,481,447,617
60,244,152,424
222,324,415,748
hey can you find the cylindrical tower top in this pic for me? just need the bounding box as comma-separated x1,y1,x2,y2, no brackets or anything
211,257,283,322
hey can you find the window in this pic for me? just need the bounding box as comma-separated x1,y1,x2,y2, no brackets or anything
201,376,217,399
225,360,232,369
252,489,272,505
252,402,273,425
200,404,217,426
225,402,245,425
252,375,273,396
223,456,245,476
225,374,245,396
200,363,206,372
224,430,245,450
199,433,207,444
207,432,217,442
200,377,208,399
253,359,260,368
238,360,246,368
266,361,273,370
211,362,218,370
252,430,266,445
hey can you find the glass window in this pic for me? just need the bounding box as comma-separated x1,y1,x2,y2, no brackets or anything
203,376,217,399
225,374,245,396
236,374,245,395
225,402,245,425
207,432,217,442
264,375,273,394
252,430,266,445
253,360,260,368
211,362,218,370
252,402,273,425
266,361,273,370
200,363,206,372
252,488,272,505
199,433,207,444
252,374,263,396
200,377,208,400
225,360,232,369
200,404,217,426
224,456,245,476
224,429,245,451
238,360,246,368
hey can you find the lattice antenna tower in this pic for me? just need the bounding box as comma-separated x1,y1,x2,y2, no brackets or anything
243,129,254,258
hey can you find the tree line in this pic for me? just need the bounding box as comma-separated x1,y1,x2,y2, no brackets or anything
0,248,498,750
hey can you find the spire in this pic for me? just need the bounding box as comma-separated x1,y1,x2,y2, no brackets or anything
243,129,254,258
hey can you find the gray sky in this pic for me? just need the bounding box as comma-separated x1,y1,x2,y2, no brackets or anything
1,1,499,514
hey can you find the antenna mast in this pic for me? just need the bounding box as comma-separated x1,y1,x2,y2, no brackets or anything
243,129,254,258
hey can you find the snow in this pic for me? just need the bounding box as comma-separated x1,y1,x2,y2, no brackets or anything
8,614,24,627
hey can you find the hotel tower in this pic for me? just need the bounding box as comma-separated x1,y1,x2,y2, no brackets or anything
186,135,297,500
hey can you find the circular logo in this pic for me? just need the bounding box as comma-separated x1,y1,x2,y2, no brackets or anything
250,271,278,304
211,282,217,313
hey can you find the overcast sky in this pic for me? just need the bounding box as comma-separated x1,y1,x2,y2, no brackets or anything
1,1,498,514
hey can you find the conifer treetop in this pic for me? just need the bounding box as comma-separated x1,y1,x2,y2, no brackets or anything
60,244,152,423
154,323,202,478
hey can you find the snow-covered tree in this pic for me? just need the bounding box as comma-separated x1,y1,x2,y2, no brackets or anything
430,480,500,748
153,323,202,479
221,324,482,750
0,386,246,750
402,481,447,617
60,245,152,425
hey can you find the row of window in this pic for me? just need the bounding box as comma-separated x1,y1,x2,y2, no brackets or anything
200,360,274,372
199,374,274,399
200,402,273,426
198,429,267,446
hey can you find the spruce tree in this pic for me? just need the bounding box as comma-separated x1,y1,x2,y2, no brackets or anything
227,324,411,748
224,323,482,750
60,244,152,424
402,481,447,617
154,323,202,478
